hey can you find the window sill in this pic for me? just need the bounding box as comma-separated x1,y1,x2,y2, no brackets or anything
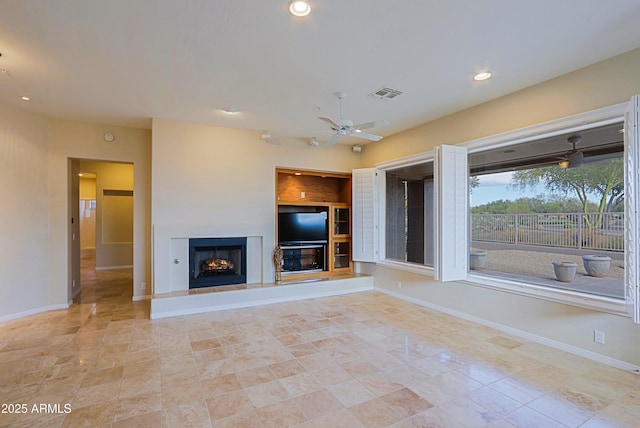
466,272,629,317
376,260,435,277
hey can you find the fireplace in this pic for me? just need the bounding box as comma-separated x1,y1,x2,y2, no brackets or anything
189,237,247,289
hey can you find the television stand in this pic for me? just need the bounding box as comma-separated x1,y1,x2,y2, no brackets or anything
281,244,326,275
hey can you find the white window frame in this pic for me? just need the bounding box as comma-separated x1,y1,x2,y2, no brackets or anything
434,144,468,282
357,145,469,279
352,168,379,262
624,95,640,323
370,152,437,276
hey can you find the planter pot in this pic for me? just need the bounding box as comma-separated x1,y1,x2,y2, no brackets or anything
552,261,577,282
470,250,487,270
582,255,611,278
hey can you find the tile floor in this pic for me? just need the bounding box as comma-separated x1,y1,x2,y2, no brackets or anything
0,263,639,427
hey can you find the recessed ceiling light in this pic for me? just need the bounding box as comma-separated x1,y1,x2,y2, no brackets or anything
21,96,30,101
294,172,302,176
289,0,311,17
223,107,239,114
473,71,492,81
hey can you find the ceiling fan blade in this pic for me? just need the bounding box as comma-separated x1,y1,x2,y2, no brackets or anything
353,131,383,142
353,119,389,131
318,116,340,130
327,134,341,146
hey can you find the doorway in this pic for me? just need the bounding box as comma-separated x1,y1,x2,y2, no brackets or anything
71,160,134,301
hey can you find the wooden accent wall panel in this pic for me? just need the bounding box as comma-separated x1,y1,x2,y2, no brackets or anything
278,173,349,203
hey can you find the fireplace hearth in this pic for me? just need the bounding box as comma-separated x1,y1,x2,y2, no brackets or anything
189,237,247,289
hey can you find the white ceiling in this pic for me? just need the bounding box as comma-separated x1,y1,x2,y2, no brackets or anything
1,0,640,145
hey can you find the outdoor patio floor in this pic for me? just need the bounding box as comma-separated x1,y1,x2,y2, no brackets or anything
471,242,625,300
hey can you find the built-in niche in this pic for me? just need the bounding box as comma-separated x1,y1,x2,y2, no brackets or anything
276,168,353,276
102,189,133,243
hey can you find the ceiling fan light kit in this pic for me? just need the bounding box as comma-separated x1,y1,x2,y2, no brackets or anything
318,91,388,145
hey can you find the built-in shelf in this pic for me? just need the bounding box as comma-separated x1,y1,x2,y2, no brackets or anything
281,244,325,275
276,168,352,277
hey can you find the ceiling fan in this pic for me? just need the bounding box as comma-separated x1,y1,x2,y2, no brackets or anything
318,92,388,145
558,135,584,169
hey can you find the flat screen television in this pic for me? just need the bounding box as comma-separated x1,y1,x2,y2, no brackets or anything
278,212,328,244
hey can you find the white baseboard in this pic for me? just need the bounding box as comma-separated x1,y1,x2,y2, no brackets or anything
132,295,151,302
0,303,71,323
375,286,640,374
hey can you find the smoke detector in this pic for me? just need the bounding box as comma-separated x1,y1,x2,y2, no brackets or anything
352,145,362,153
309,138,320,147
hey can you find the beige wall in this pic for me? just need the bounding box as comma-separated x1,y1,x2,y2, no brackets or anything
79,177,96,199
151,119,362,292
0,104,52,319
359,48,640,367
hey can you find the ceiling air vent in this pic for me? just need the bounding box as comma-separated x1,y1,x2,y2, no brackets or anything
368,87,403,100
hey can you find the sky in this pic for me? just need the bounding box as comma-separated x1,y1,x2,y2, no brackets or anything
470,171,547,207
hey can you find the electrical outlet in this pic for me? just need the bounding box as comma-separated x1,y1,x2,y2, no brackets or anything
397,281,402,289
301,191,305,198
72,279,76,288
594,330,605,344
141,282,147,290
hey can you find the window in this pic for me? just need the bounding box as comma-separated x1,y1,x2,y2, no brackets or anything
384,161,435,267
354,145,468,280
468,122,625,300
462,96,639,321
353,95,639,321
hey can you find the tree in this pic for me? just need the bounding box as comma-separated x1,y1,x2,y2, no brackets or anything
510,158,623,228
470,196,594,214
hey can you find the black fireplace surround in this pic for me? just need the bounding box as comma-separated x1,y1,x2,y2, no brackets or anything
189,237,247,289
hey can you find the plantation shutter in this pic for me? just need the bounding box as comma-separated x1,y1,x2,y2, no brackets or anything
352,168,378,262
625,95,640,323
434,144,469,281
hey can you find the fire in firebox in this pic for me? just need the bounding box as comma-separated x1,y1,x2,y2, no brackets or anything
199,258,236,277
